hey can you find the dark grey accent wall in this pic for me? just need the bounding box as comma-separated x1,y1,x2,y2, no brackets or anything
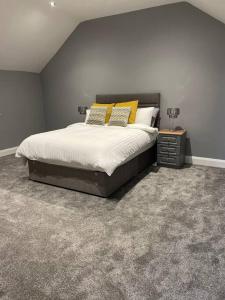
41,2,225,160
0,71,45,150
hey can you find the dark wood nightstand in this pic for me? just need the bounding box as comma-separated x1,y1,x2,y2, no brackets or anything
157,129,187,168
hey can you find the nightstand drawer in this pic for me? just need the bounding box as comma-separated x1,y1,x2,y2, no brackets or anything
158,155,178,166
158,135,180,146
157,144,180,156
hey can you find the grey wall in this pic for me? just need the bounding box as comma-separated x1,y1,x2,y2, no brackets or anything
0,71,45,150
41,2,225,160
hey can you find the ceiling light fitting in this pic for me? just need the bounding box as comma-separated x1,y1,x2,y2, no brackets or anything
50,1,56,8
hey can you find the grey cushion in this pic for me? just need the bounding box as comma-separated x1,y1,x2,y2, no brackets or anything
86,106,107,125
108,107,131,127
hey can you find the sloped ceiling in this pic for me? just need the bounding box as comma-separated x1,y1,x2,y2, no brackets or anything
0,0,225,73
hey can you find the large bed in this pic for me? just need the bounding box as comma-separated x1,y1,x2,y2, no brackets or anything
16,93,160,197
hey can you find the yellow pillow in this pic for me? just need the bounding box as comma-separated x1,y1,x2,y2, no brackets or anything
115,100,139,124
92,103,115,123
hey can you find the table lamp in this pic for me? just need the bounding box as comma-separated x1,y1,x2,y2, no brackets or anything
78,105,88,115
167,108,180,131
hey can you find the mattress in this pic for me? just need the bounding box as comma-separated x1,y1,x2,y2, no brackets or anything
16,123,158,176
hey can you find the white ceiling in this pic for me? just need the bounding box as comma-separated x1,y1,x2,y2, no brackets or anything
0,0,225,73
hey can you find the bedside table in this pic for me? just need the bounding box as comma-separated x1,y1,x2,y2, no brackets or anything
157,129,187,168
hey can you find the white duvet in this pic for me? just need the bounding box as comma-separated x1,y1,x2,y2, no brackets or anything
16,123,158,176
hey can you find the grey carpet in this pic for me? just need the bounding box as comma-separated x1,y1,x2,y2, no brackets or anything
0,156,225,300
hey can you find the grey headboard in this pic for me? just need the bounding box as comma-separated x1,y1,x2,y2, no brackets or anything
96,93,160,127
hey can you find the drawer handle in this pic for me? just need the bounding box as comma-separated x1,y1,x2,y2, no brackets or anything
168,157,176,162
161,158,168,163
168,138,177,143
159,146,177,154
160,147,168,152
160,137,169,142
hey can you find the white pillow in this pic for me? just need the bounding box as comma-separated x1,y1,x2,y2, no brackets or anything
151,108,160,127
85,109,90,123
135,107,155,126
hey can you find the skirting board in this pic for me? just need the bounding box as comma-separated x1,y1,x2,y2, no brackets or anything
0,147,17,158
186,156,225,169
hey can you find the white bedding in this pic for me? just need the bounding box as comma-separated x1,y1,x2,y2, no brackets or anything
16,123,158,176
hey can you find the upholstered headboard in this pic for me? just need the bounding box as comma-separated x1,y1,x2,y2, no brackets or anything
96,93,160,128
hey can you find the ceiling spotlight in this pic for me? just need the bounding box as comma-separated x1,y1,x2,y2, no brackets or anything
50,1,56,7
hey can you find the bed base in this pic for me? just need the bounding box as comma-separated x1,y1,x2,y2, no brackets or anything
28,145,156,198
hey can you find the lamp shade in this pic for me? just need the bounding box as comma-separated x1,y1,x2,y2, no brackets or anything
167,108,180,119
78,105,88,115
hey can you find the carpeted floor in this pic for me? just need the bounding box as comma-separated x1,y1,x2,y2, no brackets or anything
0,156,225,300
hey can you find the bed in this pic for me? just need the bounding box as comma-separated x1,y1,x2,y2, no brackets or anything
17,93,160,197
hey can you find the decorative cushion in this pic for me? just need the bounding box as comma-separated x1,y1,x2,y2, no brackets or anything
115,100,138,124
86,106,107,125
92,103,115,123
108,107,131,127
